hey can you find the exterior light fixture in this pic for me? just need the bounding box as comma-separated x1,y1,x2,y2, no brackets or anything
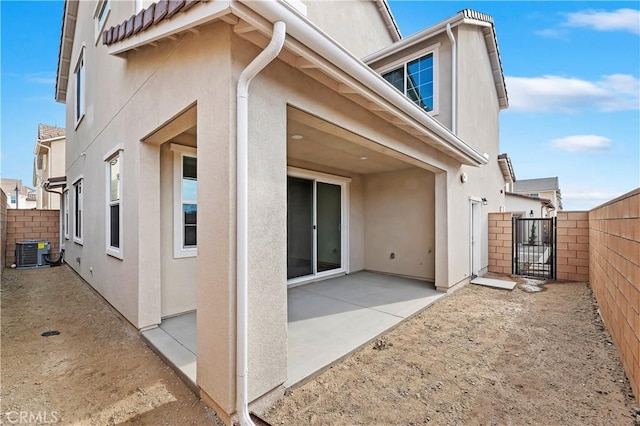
481,197,488,205
529,210,534,217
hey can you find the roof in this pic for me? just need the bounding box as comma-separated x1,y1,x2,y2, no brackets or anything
512,177,560,193
506,191,555,210
497,153,515,183
363,8,509,110
38,124,66,141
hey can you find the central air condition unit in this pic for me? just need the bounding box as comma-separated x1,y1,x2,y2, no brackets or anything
16,240,51,269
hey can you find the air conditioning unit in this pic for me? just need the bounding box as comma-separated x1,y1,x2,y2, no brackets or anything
16,240,50,269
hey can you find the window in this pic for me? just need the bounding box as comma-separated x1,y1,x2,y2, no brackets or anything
74,47,85,126
171,144,197,258
9,194,16,205
64,190,69,240
105,149,123,258
381,46,439,114
94,0,110,44
73,178,83,243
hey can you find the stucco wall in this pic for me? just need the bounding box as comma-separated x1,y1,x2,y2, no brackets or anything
302,0,396,58
505,195,549,218
4,209,60,266
363,168,435,280
589,189,639,404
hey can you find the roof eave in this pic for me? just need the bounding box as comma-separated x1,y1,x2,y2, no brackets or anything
55,0,79,103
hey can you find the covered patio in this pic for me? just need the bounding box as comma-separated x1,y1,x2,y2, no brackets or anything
142,272,443,390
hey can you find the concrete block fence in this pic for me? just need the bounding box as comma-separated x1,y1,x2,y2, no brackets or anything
4,209,60,267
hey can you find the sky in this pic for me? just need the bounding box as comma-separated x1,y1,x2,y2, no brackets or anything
1,1,639,210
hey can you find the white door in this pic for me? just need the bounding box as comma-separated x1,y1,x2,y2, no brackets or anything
471,201,482,277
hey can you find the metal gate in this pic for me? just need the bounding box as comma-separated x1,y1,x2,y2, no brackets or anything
513,217,556,279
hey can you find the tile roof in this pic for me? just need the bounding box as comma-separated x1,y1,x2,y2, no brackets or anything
38,123,66,141
102,0,205,46
512,177,560,192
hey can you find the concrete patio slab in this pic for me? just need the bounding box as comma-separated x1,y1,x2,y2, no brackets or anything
471,276,516,290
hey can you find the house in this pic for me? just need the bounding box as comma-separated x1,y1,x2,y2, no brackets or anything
506,192,555,218
33,124,67,210
54,0,509,422
511,176,563,213
1,178,37,209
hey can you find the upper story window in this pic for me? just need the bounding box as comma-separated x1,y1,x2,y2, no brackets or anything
381,46,439,115
170,144,197,258
94,0,111,44
74,46,85,127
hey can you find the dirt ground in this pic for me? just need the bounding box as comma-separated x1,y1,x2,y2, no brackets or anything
2,266,637,426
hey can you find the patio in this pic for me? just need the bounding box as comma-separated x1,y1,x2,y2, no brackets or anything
142,271,444,389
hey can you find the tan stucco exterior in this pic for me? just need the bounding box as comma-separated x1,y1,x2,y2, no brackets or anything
57,1,509,421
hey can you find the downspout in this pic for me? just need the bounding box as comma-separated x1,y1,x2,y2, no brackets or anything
236,20,286,426
35,140,52,208
42,182,64,251
445,23,457,134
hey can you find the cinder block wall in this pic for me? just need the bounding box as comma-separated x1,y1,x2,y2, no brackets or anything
556,211,590,281
5,209,60,266
589,188,639,404
488,212,512,275
1,189,7,276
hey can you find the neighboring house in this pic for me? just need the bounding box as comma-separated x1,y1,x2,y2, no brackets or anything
1,178,37,209
506,192,556,218
54,1,509,421
33,124,67,210
511,177,563,213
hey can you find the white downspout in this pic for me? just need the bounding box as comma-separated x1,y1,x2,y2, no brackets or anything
236,20,286,426
446,23,457,134
35,140,52,208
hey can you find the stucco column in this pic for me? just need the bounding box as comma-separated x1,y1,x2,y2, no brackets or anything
137,142,162,328
434,172,450,290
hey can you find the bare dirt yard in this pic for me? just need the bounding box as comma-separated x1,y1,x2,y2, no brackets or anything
2,266,638,425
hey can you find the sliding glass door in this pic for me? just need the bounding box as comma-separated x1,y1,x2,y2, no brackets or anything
287,172,345,281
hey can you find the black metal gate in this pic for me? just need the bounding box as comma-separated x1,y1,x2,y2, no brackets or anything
513,217,556,279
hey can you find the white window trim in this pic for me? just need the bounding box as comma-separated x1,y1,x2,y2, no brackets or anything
104,145,124,259
379,43,440,116
74,45,86,129
170,143,197,259
93,0,111,45
286,167,351,287
72,176,84,245
63,189,70,240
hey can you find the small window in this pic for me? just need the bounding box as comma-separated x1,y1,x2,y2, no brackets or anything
74,47,85,126
171,144,197,258
105,150,123,258
73,179,83,243
381,47,438,114
64,189,70,240
94,0,110,44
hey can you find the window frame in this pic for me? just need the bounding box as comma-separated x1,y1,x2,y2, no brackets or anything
72,177,84,245
63,189,70,240
379,43,440,116
74,45,86,128
93,0,111,45
104,145,124,259
170,144,197,259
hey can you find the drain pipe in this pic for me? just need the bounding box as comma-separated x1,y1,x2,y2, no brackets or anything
35,140,52,208
236,20,286,426
446,23,457,134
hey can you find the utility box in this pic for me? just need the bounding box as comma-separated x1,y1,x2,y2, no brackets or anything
16,240,51,269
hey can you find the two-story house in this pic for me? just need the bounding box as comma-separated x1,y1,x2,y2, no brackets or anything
33,123,67,210
55,1,508,422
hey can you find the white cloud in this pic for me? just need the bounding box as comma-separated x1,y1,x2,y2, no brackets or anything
565,8,640,34
562,188,626,210
505,74,640,113
550,135,612,152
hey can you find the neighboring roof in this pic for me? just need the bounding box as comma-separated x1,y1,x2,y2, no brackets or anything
363,8,509,110
0,179,35,197
497,153,515,183
506,191,555,210
37,124,66,141
512,177,560,193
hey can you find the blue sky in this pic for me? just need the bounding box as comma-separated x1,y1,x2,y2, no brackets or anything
1,1,639,210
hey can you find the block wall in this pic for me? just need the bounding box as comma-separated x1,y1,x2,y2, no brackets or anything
488,212,512,275
589,188,639,404
556,211,590,282
5,209,60,266
1,189,6,277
